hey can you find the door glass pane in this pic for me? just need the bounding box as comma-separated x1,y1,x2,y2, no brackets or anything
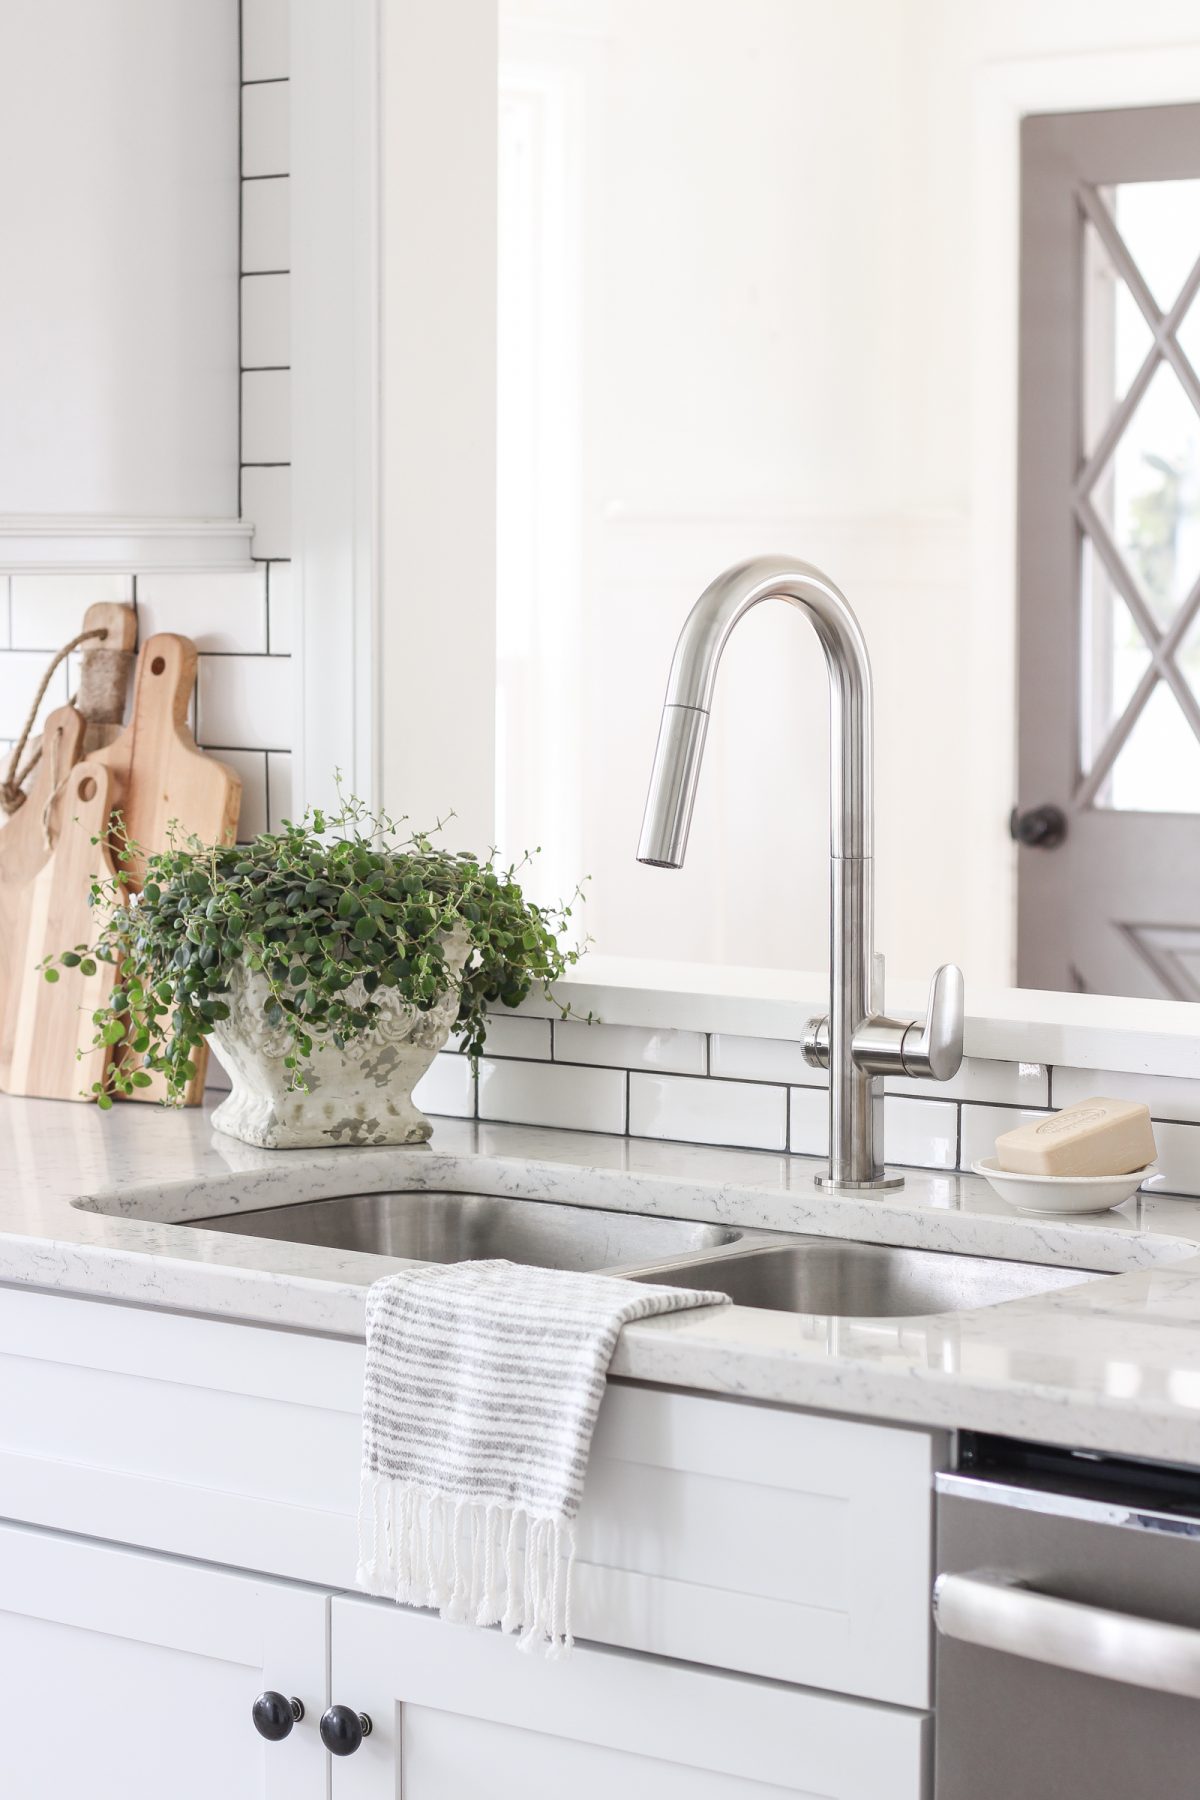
1102,679,1200,811
1080,538,1151,776
1179,291,1200,373
1092,361,1200,628
1114,178,1200,310
1180,606,1200,700
1082,213,1154,456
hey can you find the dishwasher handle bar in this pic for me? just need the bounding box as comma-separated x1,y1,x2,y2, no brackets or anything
934,1569,1200,1702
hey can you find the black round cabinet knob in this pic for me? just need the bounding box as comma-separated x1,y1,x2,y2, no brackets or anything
1010,804,1068,849
320,1704,373,1756
252,1691,304,1741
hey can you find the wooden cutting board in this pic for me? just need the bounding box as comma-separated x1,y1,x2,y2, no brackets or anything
0,704,87,1091
92,632,242,1105
4,761,122,1102
93,631,242,880
79,598,138,752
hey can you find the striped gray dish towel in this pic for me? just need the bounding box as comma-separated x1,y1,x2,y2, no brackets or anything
356,1257,730,1656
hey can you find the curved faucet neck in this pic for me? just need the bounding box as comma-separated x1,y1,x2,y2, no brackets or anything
660,555,873,860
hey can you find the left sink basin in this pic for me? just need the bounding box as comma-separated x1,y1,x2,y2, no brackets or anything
192,1189,744,1275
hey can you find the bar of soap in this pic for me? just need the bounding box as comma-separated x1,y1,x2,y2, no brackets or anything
995,1097,1156,1178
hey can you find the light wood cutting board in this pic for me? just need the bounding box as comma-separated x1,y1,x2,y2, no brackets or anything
5,761,122,1102
92,632,242,1105
0,704,87,1091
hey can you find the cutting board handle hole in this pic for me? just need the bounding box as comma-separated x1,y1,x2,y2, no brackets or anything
77,776,97,802
150,655,166,675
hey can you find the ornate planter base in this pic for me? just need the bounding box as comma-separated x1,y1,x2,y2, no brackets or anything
207,954,465,1150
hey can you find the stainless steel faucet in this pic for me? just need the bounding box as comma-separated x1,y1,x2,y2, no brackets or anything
637,555,964,1190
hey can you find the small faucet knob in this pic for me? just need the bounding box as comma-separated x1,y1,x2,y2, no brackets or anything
898,964,964,1082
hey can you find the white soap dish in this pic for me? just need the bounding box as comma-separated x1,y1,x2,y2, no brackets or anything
971,1158,1155,1217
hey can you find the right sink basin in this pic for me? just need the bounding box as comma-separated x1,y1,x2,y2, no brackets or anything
636,1237,1104,1318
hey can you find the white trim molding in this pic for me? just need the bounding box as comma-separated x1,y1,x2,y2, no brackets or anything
289,0,381,815
0,516,255,573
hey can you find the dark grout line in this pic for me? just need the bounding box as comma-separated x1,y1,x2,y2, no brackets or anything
242,75,289,86
237,0,244,509
242,171,290,182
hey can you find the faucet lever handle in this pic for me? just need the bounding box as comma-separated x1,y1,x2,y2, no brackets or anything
901,964,965,1082
845,963,965,1081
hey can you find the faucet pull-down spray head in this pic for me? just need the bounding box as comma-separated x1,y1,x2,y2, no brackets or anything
636,705,709,868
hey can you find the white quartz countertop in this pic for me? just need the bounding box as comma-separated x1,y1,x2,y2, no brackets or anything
5,1094,1200,1464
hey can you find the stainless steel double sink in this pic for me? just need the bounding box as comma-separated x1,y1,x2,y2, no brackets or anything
194,1187,1101,1320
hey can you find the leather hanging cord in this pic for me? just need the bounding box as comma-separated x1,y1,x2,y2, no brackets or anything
0,627,108,816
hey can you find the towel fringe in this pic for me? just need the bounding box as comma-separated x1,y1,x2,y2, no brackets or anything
357,1476,576,1656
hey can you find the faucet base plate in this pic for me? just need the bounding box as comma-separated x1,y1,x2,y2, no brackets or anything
813,1170,906,1193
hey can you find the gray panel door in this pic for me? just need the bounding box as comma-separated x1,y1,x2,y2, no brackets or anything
1017,103,1200,998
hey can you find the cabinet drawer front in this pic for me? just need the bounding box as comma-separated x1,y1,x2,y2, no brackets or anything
0,1287,936,1705
331,1595,932,1800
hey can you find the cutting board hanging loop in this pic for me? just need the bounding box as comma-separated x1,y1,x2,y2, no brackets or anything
0,628,107,815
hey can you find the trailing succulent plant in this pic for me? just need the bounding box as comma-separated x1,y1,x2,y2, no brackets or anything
44,795,585,1106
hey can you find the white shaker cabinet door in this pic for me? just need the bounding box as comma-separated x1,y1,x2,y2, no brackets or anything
0,1520,328,1800
328,1595,932,1800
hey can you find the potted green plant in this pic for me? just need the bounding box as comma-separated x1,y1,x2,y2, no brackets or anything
46,797,583,1148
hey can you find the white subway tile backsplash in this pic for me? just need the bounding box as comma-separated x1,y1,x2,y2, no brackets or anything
242,81,289,178
554,1019,706,1075
266,750,293,829
242,0,289,81
213,747,268,841
788,1089,957,1168
959,1103,1052,1171
0,653,69,737
478,1058,626,1135
710,1033,823,1086
885,1097,959,1170
242,369,291,464
241,465,291,559
481,1014,552,1060
1146,1120,1200,1198
630,1073,787,1152
1053,1065,1200,1126
413,1051,476,1120
266,563,293,653
196,653,293,751
10,574,133,650
242,176,289,273
136,570,267,653
789,1087,827,1156
241,273,290,369
886,1056,1049,1108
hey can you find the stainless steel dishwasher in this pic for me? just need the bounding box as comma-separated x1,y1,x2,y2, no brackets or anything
934,1434,1200,1798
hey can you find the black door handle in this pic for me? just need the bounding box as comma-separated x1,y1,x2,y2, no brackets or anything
252,1691,304,1740
320,1704,373,1756
1010,804,1067,848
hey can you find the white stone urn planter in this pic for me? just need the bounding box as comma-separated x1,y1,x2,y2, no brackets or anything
207,936,469,1150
